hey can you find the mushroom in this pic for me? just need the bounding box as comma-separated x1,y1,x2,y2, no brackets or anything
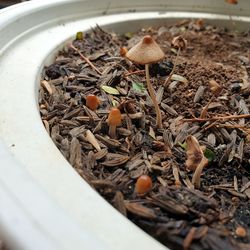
135,175,153,196
185,135,208,189
125,35,165,128
226,0,238,4
171,35,187,51
165,35,187,87
119,47,128,57
86,94,100,111
107,108,122,139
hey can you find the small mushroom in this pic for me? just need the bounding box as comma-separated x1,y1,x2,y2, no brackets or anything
107,108,122,139
185,135,208,189
171,35,187,51
126,35,165,128
164,35,187,87
135,175,153,196
235,226,247,238
86,94,100,111
120,47,128,57
226,0,238,4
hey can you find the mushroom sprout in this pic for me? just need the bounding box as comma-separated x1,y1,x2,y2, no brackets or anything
86,94,100,111
185,135,208,189
107,108,122,139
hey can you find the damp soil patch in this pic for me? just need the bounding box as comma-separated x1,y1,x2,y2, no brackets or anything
39,20,250,250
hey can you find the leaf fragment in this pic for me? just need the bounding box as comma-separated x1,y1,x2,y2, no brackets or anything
178,141,187,150
124,32,133,39
76,31,84,40
204,148,216,162
132,82,146,93
101,85,120,95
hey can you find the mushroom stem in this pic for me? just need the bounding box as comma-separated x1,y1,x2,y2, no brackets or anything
191,157,208,189
109,125,117,139
164,47,180,87
145,64,163,129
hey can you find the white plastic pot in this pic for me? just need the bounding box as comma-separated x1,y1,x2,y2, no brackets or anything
0,1,249,250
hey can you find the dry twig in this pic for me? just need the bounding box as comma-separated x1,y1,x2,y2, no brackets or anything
182,114,250,123
70,44,103,75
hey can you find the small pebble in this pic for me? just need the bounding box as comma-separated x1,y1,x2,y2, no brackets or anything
230,83,242,92
149,60,173,77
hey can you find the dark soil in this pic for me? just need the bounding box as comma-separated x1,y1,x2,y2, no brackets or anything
39,19,250,250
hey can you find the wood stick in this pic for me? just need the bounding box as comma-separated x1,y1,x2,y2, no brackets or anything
70,44,102,75
124,70,145,77
182,114,250,123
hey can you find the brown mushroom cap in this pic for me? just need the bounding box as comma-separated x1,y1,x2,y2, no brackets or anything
171,35,187,51
86,94,100,111
107,108,122,126
125,35,164,65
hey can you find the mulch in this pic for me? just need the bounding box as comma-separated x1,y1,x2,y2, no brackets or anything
39,19,250,250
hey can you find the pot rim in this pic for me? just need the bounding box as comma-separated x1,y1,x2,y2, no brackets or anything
0,1,249,250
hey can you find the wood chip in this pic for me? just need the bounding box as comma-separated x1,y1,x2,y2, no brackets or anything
42,119,50,134
151,195,188,215
126,159,144,171
240,181,250,193
95,134,121,149
194,86,205,103
84,130,101,151
69,125,86,138
102,153,129,167
234,176,238,192
244,188,250,199
125,202,157,219
161,102,178,116
69,137,82,168
183,227,197,250
174,123,189,145
41,80,53,95
94,149,108,160
157,176,168,187
207,133,216,146
172,163,181,187
114,191,127,216
228,189,247,198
